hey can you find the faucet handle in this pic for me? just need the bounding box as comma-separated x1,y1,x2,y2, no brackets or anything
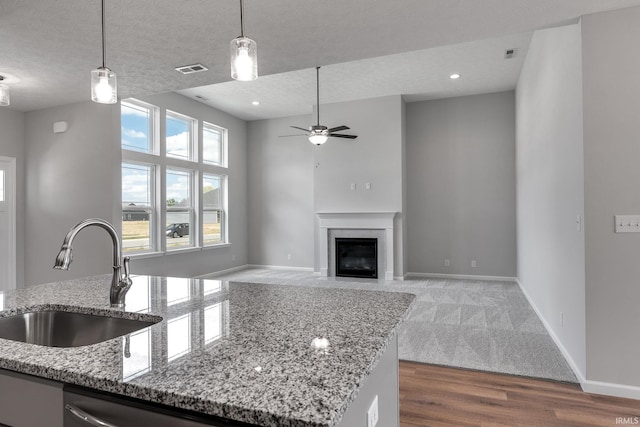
122,256,131,279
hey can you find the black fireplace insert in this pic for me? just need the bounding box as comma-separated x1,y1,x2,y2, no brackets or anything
335,238,378,279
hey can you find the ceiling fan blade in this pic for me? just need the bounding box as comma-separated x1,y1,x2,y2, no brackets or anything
290,126,310,132
329,134,358,139
328,125,349,133
279,134,307,138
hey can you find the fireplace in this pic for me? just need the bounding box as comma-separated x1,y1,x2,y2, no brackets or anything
316,212,398,280
335,238,378,279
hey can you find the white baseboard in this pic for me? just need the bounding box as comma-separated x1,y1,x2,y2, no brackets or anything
582,379,640,400
194,264,249,278
406,272,517,282
247,264,315,272
518,278,640,400
515,278,586,386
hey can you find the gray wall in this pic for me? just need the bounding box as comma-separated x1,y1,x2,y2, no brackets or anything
405,92,517,277
515,23,586,378
313,95,405,276
247,96,406,275
0,109,25,288
582,6,640,387
247,114,315,269
130,92,248,278
22,93,247,286
24,102,120,286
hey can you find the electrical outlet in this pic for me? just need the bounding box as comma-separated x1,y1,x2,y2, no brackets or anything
367,395,379,427
365,182,371,190
350,183,356,191
287,253,292,260
471,260,477,268
232,254,236,261
444,259,450,267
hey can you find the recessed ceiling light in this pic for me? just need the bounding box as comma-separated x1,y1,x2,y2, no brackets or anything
450,73,461,80
251,101,260,106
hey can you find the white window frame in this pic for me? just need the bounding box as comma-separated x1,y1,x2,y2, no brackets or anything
121,99,230,256
202,173,227,246
203,121,227,168
121,99,159,155
166,110,197,162
121,161,158,254
165,167,196,251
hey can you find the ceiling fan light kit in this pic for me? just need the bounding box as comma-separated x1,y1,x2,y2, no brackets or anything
0,76,9,106
230,0,258,81
91,0,117,104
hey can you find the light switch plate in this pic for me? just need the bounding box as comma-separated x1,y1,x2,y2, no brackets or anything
614,215,640,233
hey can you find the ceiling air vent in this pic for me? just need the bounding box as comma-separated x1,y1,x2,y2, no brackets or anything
175,64,209,75
504,49,517,59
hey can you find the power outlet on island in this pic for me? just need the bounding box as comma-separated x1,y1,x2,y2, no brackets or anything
367,395,379,427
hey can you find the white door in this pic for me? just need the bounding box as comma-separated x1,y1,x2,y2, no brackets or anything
0,157,16,291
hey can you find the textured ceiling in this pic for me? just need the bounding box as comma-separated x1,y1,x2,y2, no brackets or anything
2,0,640,114
179,32,533,121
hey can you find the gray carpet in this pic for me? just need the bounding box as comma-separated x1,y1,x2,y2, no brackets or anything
200,267,577,383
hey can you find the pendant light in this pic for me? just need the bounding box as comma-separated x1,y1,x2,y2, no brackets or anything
230,0,257,81
0,76,9,106
91,0,117,104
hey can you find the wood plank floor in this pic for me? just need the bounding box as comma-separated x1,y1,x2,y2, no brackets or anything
399,361,640,427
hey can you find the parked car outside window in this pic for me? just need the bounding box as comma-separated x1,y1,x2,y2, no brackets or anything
166,223,189,238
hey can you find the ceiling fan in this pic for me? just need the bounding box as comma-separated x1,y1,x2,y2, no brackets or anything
282,66,358,145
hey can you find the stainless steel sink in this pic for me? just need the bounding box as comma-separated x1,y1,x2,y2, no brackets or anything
0,310,158,347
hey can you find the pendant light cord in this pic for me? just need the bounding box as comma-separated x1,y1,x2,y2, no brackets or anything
239,0,245,37
101,0,106,68
316,66,321,126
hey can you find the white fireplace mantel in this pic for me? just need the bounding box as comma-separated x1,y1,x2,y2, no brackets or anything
316,212,398,280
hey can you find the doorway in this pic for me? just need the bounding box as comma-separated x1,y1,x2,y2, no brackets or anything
0,157,16,291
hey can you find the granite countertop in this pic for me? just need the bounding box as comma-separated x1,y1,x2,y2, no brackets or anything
0,275,415,427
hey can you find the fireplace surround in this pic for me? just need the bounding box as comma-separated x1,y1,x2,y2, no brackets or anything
316,212,397,280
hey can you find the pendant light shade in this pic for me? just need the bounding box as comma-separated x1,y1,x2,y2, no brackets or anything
0,77,9,107
230,0,257,81
91,66,116,104
91,0,117,104
230,36,257,81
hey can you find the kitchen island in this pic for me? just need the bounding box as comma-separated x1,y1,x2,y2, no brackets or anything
0,275,415,426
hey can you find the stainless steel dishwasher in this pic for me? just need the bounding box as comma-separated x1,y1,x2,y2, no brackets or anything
63,385,254,427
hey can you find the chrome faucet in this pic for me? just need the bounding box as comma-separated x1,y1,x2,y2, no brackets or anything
53,218,132,308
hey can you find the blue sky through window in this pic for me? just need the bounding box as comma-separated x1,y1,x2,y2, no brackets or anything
122,163,151,206
121,103,151,153
167,113,190,159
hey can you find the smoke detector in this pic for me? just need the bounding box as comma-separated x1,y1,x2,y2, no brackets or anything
504,49,517,59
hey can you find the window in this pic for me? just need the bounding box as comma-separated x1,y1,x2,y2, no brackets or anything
203,174,224,245
166,110,195,161
122,163,155,253
121,99,229,255
121,100,156,154
203,122,226,166
166,168,194,249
